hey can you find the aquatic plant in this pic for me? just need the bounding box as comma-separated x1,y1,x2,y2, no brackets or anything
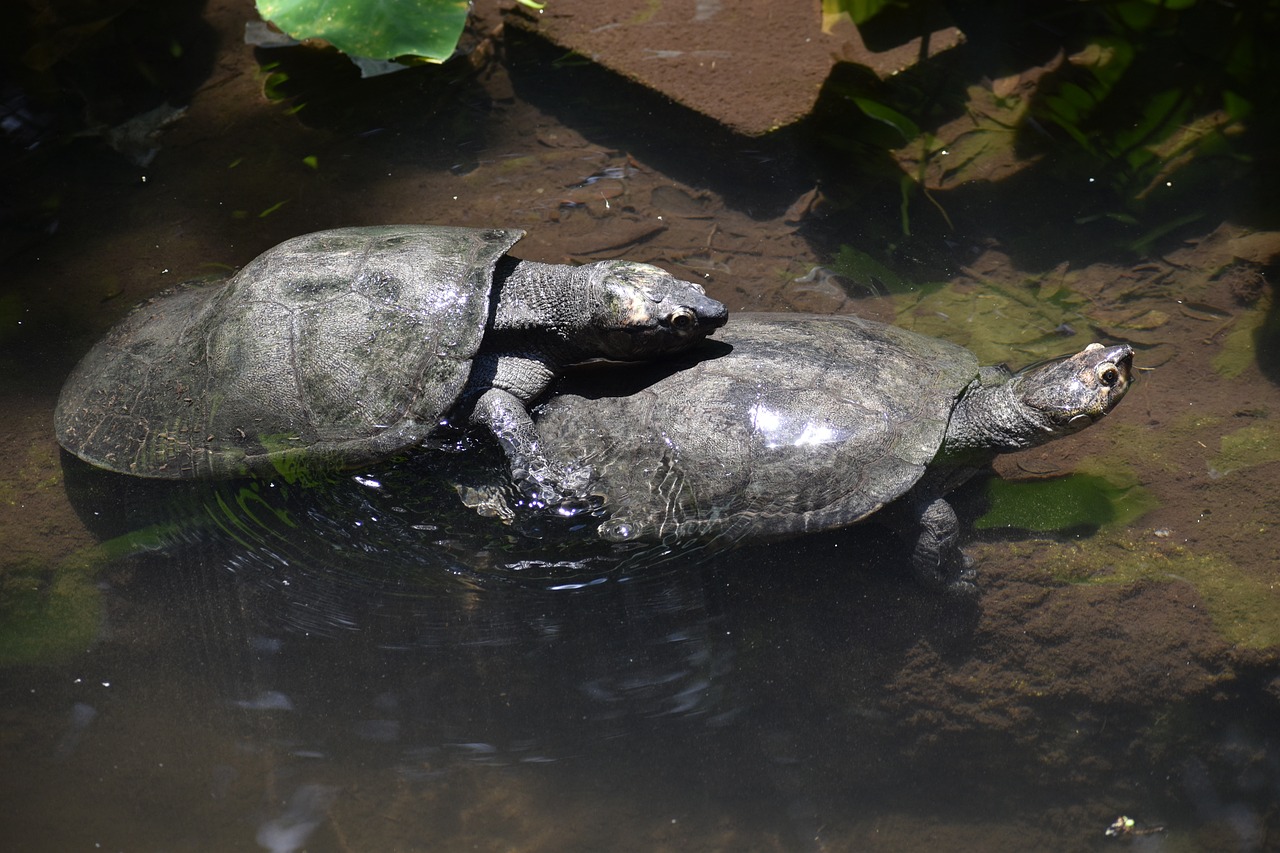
1037,534,1280,650
817,0,1278,243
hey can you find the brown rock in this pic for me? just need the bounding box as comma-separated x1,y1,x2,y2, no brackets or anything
504,0,962,135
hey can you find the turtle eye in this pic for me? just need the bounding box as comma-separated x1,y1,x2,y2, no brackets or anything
668,307,697,331
1096,363,1121,387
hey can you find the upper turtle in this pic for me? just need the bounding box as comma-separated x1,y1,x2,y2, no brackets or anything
517,313,1132,590
55,225,727,495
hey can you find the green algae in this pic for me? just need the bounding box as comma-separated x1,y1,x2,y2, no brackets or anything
977,463,1158,533
0,550,100,667
1043,536,1280,650
206,480,300,552
1211,297,1268,378
891,274,1094,366
1208,422,1280,477
828,244,919,296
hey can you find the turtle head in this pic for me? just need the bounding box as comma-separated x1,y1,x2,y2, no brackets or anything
579,261,728,360
945,342,1133,456
1011,342,1134,437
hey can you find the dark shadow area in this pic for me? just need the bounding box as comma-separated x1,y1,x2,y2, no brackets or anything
1,0,217,266
783,0,1280,275
1255,283,1280,387
247,34,501,176
0,0,216,139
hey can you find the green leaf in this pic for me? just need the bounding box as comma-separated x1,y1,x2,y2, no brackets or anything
851,97,920,145
1112,1,1159,30
256,0,470,62
828,244,918,295
1222,89,1252,122
822,0,895,26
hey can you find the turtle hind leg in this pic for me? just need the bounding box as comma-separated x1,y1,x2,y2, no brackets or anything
905,495,977,595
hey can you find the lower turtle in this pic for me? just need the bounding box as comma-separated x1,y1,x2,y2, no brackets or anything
55,225,727,499
510,312,1133,591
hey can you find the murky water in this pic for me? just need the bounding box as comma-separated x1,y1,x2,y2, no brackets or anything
3,2,1279,851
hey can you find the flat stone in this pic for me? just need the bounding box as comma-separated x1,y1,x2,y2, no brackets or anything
504,0,963,135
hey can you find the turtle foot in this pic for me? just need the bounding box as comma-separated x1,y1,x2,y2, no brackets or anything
907,496,977,595
516,462,602,516
911,549,977,596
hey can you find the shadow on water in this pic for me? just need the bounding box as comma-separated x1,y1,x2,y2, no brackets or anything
1255,270,1280,386
245,36,504,177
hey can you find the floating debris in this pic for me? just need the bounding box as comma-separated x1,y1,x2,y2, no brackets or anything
1178,300,1232,321
651,184,714,219
99,103,187,167
1104,815,1166,838
793,265,882,299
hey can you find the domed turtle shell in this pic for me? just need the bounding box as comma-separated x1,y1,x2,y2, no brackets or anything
531,312,981,543
56,225,523,479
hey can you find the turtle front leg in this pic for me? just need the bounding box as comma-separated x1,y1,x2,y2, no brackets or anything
467,354,593,508
906,495,976,594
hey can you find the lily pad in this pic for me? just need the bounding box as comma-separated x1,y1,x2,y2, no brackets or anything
255,0,469,62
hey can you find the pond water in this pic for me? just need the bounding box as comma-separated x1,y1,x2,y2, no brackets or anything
3,2,1279,851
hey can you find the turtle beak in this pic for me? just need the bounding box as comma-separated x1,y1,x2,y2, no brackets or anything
664,292,728,335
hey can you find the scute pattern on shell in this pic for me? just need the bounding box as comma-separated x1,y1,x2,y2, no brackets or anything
55,225,523,478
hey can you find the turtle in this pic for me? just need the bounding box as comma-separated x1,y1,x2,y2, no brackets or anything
506,312,1133,591
55,225,728,498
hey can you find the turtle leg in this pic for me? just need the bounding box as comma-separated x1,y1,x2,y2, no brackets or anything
906,495,976,594
470,387,575,504
467,354,594,508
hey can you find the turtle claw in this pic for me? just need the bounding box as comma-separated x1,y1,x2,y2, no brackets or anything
910,546,977,595
942,553,978,596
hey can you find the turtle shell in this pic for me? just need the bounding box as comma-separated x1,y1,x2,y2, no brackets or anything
531,312,981,543
56,225,523,478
